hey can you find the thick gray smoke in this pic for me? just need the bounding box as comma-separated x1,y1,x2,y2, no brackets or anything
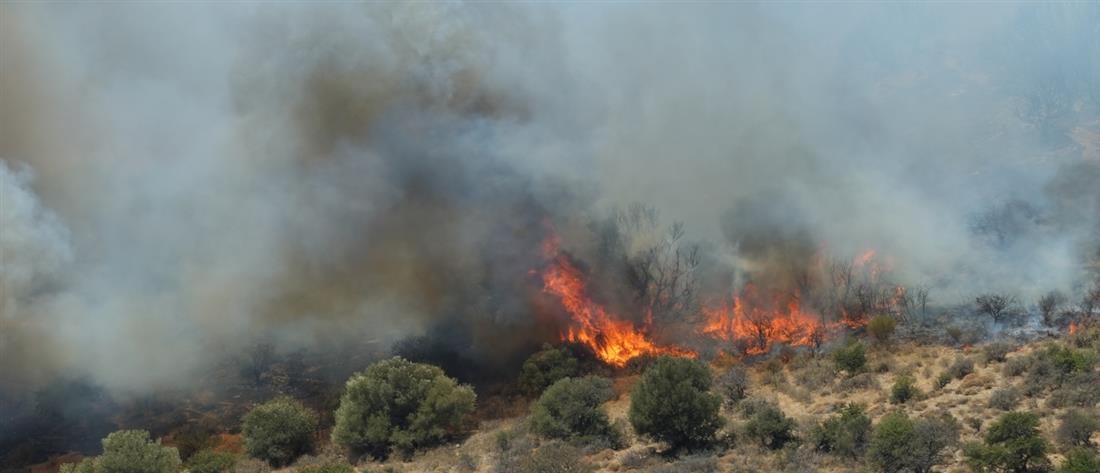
1,3,1097,394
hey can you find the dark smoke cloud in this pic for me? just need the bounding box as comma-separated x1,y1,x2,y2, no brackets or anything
1,2,1098,395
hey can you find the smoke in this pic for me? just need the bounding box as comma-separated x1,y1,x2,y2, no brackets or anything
0,2,1098,397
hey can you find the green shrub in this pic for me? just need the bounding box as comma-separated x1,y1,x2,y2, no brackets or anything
517,442,593,473
1055,409,1098,449
529,376,616,443
519,345,579,395
185,449,237,473
867,316,897,343
332,356,475,458
833,342,866,374
716,366,750,406
889,375,920,404
1004,357,1029,377
989,387,1021,411
963,412,1050,473
868,412,958,473
809,403,871,458
241,397,318,467
1059,448,1100,473
60,430,182,473
935,372,953,390
744,404,796,450
628,356,722,451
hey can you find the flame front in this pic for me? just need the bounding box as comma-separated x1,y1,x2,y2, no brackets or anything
541,237,695,367
701,287,825,355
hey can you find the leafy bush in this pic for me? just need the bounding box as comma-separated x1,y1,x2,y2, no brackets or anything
989,387,1021,411
809,403,871,458
628,356,722,451
1004,357,1029,377
332,357,475,458
839,372,879,392
241,397,318,467
185,449,237,473
1055,409,1098,449
889,375,920,404
60,430,181,473
963,412,1050,473
1059,448,1100,473
867,412,958,473
519,345,579,395
516,443,593,473
744,404,797,450
867,316,897,343
715,366,750,406
833,342,866,374
529,376,616,443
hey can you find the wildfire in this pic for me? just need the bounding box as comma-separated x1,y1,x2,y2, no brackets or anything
701,286,826,355
540,236,696,367
1069,322,1079,335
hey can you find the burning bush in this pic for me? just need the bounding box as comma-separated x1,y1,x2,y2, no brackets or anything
963,412,1050,473
518,345,580,396
331,357,475,459
868,412,958,473
241,397,318,467
628,356,722,451
808,403,871,458
744,404,797,450
60,430,182,473
529,376,617,445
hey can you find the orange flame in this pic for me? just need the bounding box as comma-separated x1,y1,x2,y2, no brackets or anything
1069,322,1079,335
701,286,826,355
541,236,695,367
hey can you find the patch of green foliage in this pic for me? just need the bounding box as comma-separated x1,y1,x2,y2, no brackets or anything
628,356,722,451
331,356,476,458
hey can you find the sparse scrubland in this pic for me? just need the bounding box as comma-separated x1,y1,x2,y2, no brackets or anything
45,322,1099,473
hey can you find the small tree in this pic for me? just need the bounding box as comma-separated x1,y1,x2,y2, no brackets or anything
809,403,871,458
530,377,616,443
867,316,898,344
519,345,579,395
332,357,475,458
868,412,958,473
60,430,181,473
963,412,1050,473
976,293,1020,325
744,404,797,450
242,397,318,467
833,341,867,374
628,356,722,451
1039,291,1067,327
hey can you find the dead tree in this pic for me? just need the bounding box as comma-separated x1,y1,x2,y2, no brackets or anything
1038,291,1067,327
616,204,701,323
899,285,931,323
